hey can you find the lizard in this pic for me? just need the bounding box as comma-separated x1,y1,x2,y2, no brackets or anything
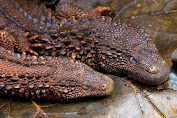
37,1,170,85
0,46,113,101
0,0,170,100
0,0,114,101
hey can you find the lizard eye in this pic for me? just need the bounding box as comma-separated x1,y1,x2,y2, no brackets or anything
130,57,136,63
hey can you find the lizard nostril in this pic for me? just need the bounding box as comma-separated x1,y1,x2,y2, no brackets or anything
102,84,107,91
148,66,159,74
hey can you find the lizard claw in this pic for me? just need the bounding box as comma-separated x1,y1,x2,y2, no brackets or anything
29,49,39,56
29,34,39,41
89,6,111,15
31,44,44,47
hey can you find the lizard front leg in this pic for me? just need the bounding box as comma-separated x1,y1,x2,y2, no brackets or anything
0,30,43,56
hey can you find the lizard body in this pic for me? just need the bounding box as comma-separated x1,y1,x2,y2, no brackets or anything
0,0,170,101
0,46,113,101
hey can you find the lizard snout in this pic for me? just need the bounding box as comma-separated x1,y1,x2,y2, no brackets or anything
145,60,170,85
147,65,159,74
104,76,114,95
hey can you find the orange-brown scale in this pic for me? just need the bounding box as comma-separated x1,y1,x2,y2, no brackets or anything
0,0,111,57
55,2,111,21
0,0,60,33
0,47,114,101
15,0,58,28
0,30,17,52
0,1,170,86
34,16,170,85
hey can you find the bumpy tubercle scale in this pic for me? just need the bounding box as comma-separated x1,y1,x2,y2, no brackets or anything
35,17,169,85
0,0,170,101
0,47,114,101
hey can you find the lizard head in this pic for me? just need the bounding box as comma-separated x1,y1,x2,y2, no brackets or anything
52,58,114,101
97,21,170,85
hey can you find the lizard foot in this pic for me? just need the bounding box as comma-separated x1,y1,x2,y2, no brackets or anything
87,6,111,15
18,32,43,56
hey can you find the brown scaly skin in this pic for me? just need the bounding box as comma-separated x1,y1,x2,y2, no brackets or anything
0,1,115,101
37,0,58,5
1,0,170,85
0,46,113,101
0,0,110,53
0,30,41,56
35,17,169,85
0,0,170,102
55,2,111,21
0,0,110,33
